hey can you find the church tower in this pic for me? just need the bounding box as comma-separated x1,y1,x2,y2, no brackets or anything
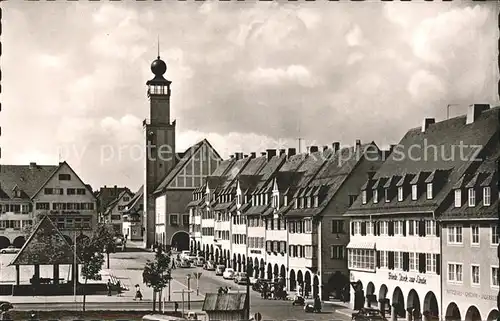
143,54,177,249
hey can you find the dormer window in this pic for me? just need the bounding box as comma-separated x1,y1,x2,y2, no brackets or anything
362,190,367,204
299,198,304,209
411,185,418,200
265,194,268,204
426,183,433,200
454,189,462,208
284,195,288,206
236,194,241,206
468,188,476,207
397,187,403,201
313,196,319,207
384,189,390,203
483,187,491,206
294,198,298,209
306,197,311,208
373,190,379,204
252,196,255,206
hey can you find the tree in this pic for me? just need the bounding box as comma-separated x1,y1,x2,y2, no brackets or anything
77,231,105,312
143,247,172,312
95,224,116,269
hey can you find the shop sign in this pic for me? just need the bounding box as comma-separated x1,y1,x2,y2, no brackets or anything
388,272,427,284
250,250,262,254
445,289,495,301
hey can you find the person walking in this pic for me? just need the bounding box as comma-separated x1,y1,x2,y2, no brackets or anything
134,284,143,301
107,280,112,296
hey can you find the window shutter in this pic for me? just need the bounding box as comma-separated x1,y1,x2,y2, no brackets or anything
376,251,381,268
419,253,426,273
388,221,394,236
388,251,394,270
330,220,333,233
377,221,381,236
403,252,409,272
436,254,441,275
436,221,440,237
418,220,424,237
421,220,427,237
351,222,355,235
361,222,367,236
402,221,407,236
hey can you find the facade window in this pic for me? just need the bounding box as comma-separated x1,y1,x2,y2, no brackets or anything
379,251,388,269
394,221,403,236
408,220,419,236
58,174,71,180
169,214,179,226
331,220,344,234
471,265,480,285
448,226,463,244
483,187,491,206
492,225,499,245
354,221,361,235
384,189,390,202
348,249,375,270
454,189,462,207
448,263,463,283
394,252,403,270
468,188,476,207
411,185,418,200
349,195,357,206
397,187,403,201
380,221,388,235
373,190,378,204
182,214,189,226
426,183,433,199
304,219,312,233
366,222,373,235
425,254,437,273
492,267,499,287
330,245,345,259
471,225,479,245
425,220,436,236
409,252,419,272
362,190,367,204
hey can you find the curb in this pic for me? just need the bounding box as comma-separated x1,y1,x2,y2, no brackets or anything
335,309,353,318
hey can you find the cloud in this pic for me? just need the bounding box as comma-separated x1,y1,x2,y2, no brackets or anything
1,1,498,189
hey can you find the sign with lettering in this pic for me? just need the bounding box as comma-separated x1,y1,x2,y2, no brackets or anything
445,289,496,301
250,250,262,254
388,272,427,284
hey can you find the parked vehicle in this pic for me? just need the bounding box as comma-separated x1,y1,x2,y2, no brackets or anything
195,257,205,267
0,246,20,254
351,308,387,321
292,295,305,306
204,260,216,271
252,278,268,292
181,250,191,259
179,260,192,268
215,265,225,276
222,268,235,280
0,301,13,311
234,272,248,285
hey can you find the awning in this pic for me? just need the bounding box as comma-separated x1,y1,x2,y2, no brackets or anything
346,241,376,250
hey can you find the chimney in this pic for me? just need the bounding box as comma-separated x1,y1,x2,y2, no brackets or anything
421,118,435,132
251,152,257,158
355,140,361,149
323,146,329,152
288,148,296,157
235,152,244,160
308,146,319,154
266,149,277,160
466,104,490,124
261,152,267,157
29,162,36,169
230,155,235,159
332,142,340,153
279,149,286,156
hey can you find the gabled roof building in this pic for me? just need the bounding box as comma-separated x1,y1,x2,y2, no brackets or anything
345,104,500,321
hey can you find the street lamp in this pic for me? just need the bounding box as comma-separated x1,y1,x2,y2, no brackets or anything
245,260,253,321
186,274,191,310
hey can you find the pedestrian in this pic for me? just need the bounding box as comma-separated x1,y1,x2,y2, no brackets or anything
107,280,112,296
174,302,179,312
134,284,143,301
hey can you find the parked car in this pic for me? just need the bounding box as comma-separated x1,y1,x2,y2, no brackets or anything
0,301,13,311
204,260,216,271
215,265,225,276
234,272,248,285
179,260,192,268
352,308,387,321
223,268,235,280
0,246,19,254
195,257,205,267
252,278,268,292
181,250,191,259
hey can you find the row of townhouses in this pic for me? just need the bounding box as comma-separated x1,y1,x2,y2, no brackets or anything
188,104,499,321
0,161,98,247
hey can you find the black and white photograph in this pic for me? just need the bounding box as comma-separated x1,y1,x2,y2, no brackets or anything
0,1,499,320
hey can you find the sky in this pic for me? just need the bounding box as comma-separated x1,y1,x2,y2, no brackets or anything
1,1,499,191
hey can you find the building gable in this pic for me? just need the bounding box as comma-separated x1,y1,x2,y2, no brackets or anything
32,162,96,202
167,140,222,190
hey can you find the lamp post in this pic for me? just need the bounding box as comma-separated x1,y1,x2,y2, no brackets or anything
245,260,252,321
186,274,191,310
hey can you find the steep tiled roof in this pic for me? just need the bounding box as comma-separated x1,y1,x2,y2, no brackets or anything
105,189,133,214
287,143,382,217
10,216,80,266
347,106,500,215
211,159,236,177
0,164,58,200
202,293,247,312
